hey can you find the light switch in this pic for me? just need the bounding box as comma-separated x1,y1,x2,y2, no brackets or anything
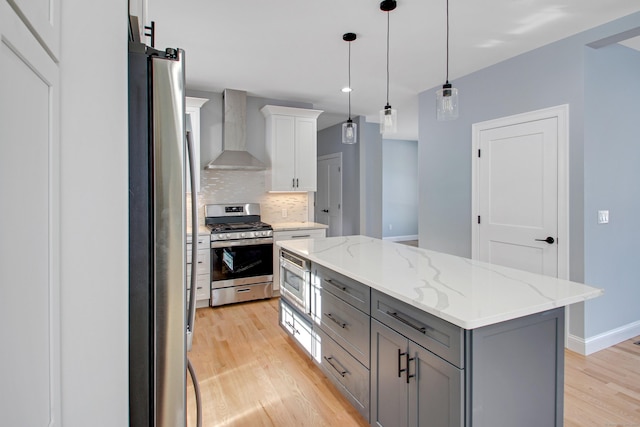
598,210,609,224
281,208,288,218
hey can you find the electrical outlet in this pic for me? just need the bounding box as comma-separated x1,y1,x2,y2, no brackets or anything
281,208,288,218
597,210,609,224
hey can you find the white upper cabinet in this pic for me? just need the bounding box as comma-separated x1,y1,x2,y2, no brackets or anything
261,105,322,192
8,0,61,60
185,96,208,193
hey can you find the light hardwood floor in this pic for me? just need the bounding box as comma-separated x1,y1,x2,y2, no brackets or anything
187,298,640,427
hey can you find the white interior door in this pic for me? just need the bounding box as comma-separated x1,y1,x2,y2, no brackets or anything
316,154,343,237
1,3,61,425
472,106,569,278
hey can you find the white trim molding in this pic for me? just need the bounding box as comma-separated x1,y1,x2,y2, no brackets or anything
567,320,640,355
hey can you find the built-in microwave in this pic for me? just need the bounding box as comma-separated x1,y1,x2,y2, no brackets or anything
280,249,311,317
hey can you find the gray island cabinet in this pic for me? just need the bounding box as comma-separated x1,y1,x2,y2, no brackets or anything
276,236,603,427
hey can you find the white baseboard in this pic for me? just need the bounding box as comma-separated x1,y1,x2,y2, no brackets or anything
567,319,640,355
383,234,418,242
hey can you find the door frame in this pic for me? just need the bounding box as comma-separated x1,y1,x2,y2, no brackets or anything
471,104,570,280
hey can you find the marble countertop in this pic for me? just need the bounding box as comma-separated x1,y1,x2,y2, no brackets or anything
270,221,328,231
277,235,603,330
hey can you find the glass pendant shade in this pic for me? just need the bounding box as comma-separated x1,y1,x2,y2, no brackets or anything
342,119,358,144
436,83,458,121
379,105,397,134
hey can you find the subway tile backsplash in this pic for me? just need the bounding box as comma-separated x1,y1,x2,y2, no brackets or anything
189,169,310,227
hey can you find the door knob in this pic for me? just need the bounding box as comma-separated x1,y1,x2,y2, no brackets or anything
535,236,555,244
322,209,329,213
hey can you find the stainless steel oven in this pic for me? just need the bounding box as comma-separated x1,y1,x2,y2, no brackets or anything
280,249,311,316
206,203,274,306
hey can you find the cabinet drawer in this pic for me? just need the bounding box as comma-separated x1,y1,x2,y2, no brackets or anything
316,265,370,314
372,290,464,368
316,327,369,422
274,228,326,241
186,250,210,275
319,289,370,367
186,274,210,300
280,299,316,357
187,235,211,250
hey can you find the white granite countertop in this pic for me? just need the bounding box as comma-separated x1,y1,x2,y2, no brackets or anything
270,221,328,231
277,235,603,330
186,226,211,237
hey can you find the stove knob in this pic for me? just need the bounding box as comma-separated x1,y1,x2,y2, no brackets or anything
218,234,225,240
240,232,246,238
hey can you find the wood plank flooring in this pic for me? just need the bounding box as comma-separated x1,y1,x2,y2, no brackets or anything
187,298,640,427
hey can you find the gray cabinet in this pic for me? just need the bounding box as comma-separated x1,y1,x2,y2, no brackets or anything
371,319,463,427
278,252,566,427
314,263,371,421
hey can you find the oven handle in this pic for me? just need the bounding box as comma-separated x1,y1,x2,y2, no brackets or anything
210,237,273,248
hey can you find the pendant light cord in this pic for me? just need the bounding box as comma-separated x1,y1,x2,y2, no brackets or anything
348,40,352,119
386,10,390,105
445,0,450,84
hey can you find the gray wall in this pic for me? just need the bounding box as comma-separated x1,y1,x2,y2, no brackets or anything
418,12,640,341
359,117,384,238
583,43,640,337
317,118,361,236
186,89,312,170
382,139,418,238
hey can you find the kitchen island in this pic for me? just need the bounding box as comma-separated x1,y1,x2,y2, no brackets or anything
277,235,603,427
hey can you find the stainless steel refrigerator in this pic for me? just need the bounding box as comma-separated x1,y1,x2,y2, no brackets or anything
128,20,199,426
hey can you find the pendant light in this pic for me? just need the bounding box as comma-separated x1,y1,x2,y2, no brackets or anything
342,32,358,144
436,0,459,121
379,0,397,134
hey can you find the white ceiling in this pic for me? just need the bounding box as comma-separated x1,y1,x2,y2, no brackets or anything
147,0,640,140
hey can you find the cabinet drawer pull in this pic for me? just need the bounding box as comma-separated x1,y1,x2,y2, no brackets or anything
236,288,251,293
324,312,347,329
324,356,347,377
285,320,299,335
291,234,311,238
386,311,427,334
324,278,348,293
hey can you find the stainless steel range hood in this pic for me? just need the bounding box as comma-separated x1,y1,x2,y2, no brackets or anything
205,89,266,170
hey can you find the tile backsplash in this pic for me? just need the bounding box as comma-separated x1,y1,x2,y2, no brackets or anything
188,169,310,228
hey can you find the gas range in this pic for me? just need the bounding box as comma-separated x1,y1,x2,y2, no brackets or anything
204,203,274,307
204,203,273,242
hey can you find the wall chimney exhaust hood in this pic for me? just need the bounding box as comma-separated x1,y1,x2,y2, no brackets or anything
205,89,266,170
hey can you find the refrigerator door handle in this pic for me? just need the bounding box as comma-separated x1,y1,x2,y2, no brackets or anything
186,114,198,350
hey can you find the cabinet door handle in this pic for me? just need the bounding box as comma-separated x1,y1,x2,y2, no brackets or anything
398,348,407,378
236,288,251,293
296,178,299,188
324,356,348,377
324,278,348,293
324,312,347,329
406,353,415,384
386,311,427,334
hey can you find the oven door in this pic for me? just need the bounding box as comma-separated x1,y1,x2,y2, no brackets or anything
280,251,310,315
211,238,273,288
